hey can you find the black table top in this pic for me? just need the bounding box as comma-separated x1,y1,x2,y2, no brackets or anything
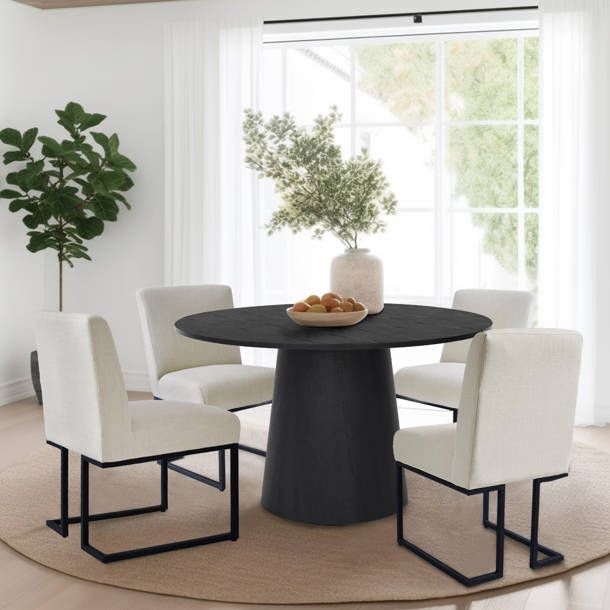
175,303,492,351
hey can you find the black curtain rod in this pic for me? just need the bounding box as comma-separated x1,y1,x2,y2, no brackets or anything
264,6,538,26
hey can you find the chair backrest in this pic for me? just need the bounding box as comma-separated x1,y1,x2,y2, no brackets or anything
452,329,582,489
36,312,131,462
441,289,533,363
136,285,241,394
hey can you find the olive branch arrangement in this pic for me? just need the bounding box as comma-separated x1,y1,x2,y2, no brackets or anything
243,107,397,250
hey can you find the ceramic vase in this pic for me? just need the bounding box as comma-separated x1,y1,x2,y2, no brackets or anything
330,248,384,314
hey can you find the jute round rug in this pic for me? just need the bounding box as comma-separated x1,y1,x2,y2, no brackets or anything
0,411,609,604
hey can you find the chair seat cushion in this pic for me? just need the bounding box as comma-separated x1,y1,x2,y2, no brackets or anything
393,424,457,483
117,400,240,462
157,364,275,409
394,362,465,409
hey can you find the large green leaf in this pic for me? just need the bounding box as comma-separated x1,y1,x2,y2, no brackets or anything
63,102,86,123
74,216,104,239
116,173,134,192
8,199,31,213
100,170,126,191
53,190,83,218
38,136,62,158
0,128,21,148
91,132,110,154
113,192,132,209
26,231,54,253
81,113,106,130
108,133,119,154
22,214,41,229
3,150,28,164
79,144,101,169
90,195,119,221
0,189,23,199
110,153,136,171
21,128,38,153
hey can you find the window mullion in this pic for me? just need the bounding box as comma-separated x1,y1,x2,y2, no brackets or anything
517,36,526,288
350,47,357,157
435,39,445,306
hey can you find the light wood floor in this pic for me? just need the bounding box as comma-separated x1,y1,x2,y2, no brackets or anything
0,395,609,610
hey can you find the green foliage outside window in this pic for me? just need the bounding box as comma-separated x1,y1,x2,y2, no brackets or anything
356,37,539,281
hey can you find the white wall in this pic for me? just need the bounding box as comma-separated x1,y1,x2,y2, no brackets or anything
0,1,45,404
0,0,532,401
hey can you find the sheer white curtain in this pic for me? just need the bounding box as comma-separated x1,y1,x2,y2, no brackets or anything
164,14,263,307
538,0,610,424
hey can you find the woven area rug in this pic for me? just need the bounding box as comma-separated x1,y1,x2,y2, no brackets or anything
0,409,608,604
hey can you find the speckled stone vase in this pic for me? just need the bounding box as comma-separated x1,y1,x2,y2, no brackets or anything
330,248,384,314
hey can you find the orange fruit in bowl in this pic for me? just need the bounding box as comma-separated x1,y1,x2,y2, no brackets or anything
330,307,344,313
353,302,366,311
304,294,321,305
292,301,310,313
339,300,354,312
321,292,341,302
321,297,341,311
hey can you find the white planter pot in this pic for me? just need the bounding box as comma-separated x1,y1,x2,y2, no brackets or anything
330,248,384,314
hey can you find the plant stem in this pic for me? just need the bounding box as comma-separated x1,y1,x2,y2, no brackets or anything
58,253,63,313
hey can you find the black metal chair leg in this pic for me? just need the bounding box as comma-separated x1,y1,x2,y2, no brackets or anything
81,455,89,550
46,447,70,537
496,485,505,576
158,449,226,491
396,463,505,587
154,394,264,488
396,463,404,541
78,444,238,563
47,445,167,536
230,445,239,540
482,474,566,569
238,443,267,457
482,490,490,526
160,458,168,512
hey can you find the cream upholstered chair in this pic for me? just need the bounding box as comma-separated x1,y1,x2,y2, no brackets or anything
394,289,533,422
36,312,240,563
136,285,275,489
394,328,582,586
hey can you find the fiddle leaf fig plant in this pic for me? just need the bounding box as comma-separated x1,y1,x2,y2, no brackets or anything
0,102,136,310
243,106,397,250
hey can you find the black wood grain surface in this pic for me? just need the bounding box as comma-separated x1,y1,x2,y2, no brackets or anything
175,303,492,351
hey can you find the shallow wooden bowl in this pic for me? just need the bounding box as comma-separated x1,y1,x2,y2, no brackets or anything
286,307,368,327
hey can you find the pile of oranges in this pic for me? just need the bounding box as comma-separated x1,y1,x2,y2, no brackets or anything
290,292,366,314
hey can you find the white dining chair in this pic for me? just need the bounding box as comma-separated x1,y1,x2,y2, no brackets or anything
136,285,274,489
36,312,240,563
394,328,582,586
394,289,533,422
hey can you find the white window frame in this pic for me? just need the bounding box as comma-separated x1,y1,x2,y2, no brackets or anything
262,11,539,305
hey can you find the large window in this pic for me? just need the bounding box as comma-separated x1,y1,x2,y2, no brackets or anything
259,21,539,315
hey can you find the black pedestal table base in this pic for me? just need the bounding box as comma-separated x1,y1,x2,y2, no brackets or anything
262,348,401,525
175,303,492,527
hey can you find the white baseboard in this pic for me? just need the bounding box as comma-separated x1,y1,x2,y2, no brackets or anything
0,377,35,406
123,370,151,393
0,371,150,406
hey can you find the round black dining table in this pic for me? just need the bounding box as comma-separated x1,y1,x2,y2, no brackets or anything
176,303,491,526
